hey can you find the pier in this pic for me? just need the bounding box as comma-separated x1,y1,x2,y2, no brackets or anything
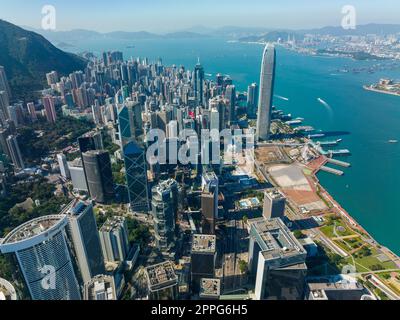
328,149,351,157
320,165,344,176
326,158,351,167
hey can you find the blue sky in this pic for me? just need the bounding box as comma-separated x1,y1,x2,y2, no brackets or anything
0,0,399,32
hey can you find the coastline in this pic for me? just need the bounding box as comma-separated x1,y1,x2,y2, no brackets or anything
310,155,400,268
363,85,400,97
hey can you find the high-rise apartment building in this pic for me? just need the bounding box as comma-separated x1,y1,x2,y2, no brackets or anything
43,96,57,123
6,135,24,170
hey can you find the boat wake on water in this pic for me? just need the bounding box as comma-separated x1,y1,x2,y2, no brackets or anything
318,98,332,110
275,94,289,101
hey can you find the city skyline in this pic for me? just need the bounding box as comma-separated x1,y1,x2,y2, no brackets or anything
0,0,400,33
1,3,400,303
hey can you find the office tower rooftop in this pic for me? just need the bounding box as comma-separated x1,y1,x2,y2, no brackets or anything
250,217,306,261
306,276,374,300
192,234,216,253
145,261,178,298
199,278,221,299
1,215,65,245
84,275,117,300
99,216,126,233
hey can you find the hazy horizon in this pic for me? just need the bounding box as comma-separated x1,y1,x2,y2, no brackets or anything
0,0,399,33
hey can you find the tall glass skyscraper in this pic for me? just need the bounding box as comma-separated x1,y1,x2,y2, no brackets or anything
82,150,115,204
64,200,105,284
123,141,149,212
0,215,81,300
194,61,205,106
256,44,276,141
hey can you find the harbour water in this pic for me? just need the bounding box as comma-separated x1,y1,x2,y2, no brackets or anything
66,37,400,255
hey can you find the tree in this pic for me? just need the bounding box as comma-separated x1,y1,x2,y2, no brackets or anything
293,230,304,239
238,259,248,274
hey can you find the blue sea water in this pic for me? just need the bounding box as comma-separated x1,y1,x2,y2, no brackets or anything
67,37,400,255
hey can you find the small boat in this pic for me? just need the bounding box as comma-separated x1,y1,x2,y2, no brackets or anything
388,140,398,144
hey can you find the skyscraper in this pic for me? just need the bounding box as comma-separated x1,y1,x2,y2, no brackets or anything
194,61,205,106
123,141,149,212
46,71,59,86
64,200,105,284
201,171,219,219
6,135,24,170
225,85,236,125
201,191,216,235
43,96,57,123
190,234,217,293
26,102,38,122
118,99,143,146
0,215,82,300
0,66,11,101
256,44,276,141
57,153,71,179
0,91,10,122
78,131,103,154
99,216,130,263
151,179,178,249
248,218,307,300
247,83,259,118
262,189,286,220
82,150,115,203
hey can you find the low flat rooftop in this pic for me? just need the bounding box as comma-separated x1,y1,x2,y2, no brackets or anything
200,278,221,297
146,261,178,291
192,234,216,253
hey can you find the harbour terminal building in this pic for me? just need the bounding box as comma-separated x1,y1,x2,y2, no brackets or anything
248,217,307,300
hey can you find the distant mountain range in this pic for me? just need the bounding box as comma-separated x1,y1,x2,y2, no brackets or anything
0,20,86,100
26,23,400,47
2,19,399,100
237,24,400,42
25,27,210,45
